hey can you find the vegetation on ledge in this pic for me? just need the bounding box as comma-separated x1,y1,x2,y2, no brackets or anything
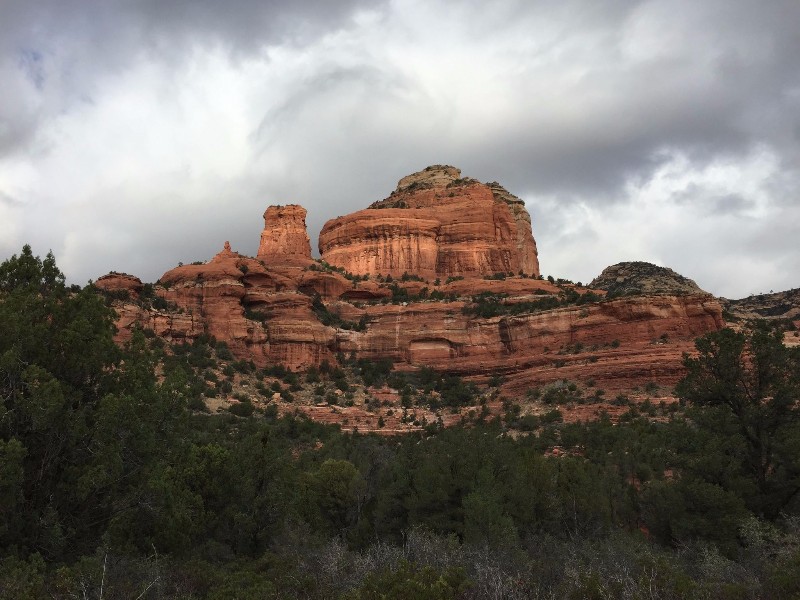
463,288,603,318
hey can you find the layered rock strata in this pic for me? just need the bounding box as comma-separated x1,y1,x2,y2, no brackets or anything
319,165,540,279
101,173,726,396
108,242,336,369
110,262,723,390
257,204,313,267
95,272,143,294
331,292,723,390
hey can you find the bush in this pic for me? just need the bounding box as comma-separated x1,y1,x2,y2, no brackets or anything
541,408,563,424
215,342,234,360
189,396,210,412
229,400,255,417
347,560,471,600
518,414,540,431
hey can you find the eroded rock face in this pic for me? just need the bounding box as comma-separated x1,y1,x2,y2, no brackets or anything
396,164,461,190
113,256,724,392
102,182,726,405
721,288,800,322
720,288,800,347
318,165,540,279
107,242,338,369
333,292,723,392
590,262,705,297
257,205,312,267
95,272,143,294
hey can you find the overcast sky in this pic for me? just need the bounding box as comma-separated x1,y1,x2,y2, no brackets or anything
1,0,798,298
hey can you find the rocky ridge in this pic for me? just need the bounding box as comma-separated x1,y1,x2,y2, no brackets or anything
721,288,800,322
96,166,730,431
590,262,705,297
720,288,800,348
95,271,143,294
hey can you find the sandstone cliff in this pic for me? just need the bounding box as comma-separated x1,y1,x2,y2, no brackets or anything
95,272,143,294
97,175,728,415
331,291,723,393
318,165,540,279
104,269,722,395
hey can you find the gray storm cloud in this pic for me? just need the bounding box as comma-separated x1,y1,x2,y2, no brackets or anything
0,0,797,298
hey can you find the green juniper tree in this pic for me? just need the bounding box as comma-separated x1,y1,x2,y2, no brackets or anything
676,325,800,519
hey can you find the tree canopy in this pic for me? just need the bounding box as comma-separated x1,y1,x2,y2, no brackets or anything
2,246,800,598
676,325,800,518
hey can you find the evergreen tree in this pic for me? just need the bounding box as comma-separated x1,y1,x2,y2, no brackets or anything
676,326,800,518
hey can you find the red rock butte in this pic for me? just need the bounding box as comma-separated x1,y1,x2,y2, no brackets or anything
96,165,725,405
318,165,540,279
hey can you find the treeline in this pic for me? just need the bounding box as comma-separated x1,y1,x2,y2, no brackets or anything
2,246,800,599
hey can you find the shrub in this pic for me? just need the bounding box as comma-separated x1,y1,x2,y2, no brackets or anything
188,396,209,412
229,400,255,417
215,342,234,360
541,408,563,423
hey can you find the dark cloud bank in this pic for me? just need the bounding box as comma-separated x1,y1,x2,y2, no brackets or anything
0,0,797,298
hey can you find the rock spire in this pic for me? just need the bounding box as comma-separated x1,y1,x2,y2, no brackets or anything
257,204,312,267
